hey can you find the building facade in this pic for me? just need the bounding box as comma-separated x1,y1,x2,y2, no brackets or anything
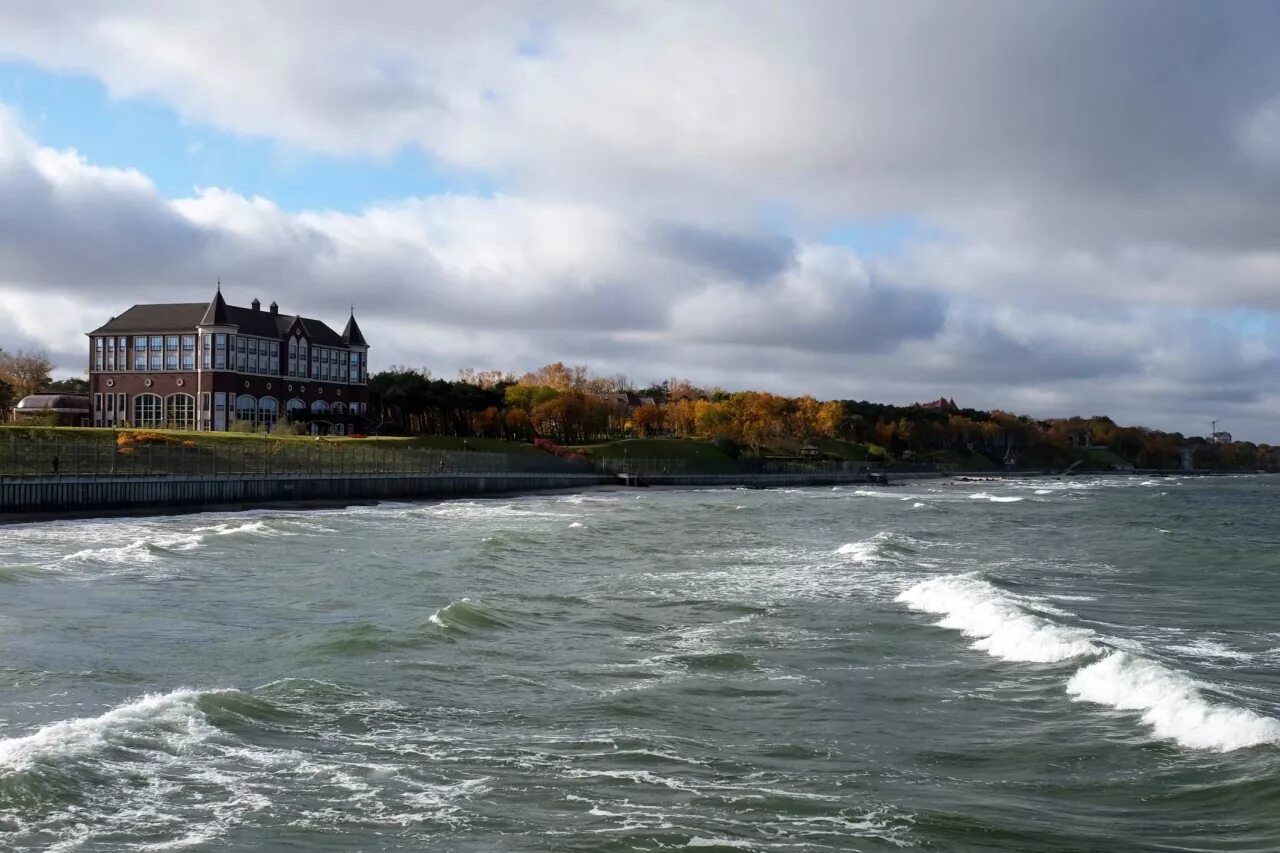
87,288,370,434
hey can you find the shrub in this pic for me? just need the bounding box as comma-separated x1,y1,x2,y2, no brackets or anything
116,431,197,454
228,420,257,433
711,436,740,459
271,420,307,436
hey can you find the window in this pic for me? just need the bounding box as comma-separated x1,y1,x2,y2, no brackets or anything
93,393,103,412
258,396,279,428
133,393,163,427
117,393,126,419
135,337,147,352
269,350,279,374
182,335,195,350
95,338,104,351
350,352,362,383
182,353,195,370
333,424,345,436
288,337,298,376
165,353,178,370
298,339,309,377
331,401,346,415
202,335,212,369
310,400,329,414
237,350,246,372
214,334,226,369
236,394,258,424
165,394,195,429
106,394,114,412
94,339,104,370
150,336,163,350
166,336,179,350
150,353,163,370
118,337,128,350
106,352,115,371
286,398,305,417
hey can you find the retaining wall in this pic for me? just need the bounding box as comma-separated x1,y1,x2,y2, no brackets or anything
0,472,611,519
0,470,949,521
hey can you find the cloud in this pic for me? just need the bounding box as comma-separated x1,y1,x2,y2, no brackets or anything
4,6,1280,439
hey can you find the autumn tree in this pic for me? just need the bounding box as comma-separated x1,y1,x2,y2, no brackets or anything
0,349,54,399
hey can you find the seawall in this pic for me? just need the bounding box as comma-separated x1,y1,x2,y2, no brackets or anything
0,470,946,523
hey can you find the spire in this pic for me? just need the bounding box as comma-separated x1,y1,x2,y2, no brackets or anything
199,285,230,325
342,309,368,347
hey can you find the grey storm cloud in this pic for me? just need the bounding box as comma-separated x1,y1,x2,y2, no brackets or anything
4,4,1280,438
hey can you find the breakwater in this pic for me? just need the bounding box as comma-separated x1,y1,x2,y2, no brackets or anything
0,470,940,521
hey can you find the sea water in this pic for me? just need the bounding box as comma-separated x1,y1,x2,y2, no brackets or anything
1,476,1278,850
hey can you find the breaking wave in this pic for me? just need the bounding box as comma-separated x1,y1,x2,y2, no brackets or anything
1067,653,1280,752
427,598,511,631
835,531,926,564
896,574,1099,663
898,574,1280,751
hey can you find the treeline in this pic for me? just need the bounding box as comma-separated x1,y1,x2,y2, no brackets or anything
366,362,1280,471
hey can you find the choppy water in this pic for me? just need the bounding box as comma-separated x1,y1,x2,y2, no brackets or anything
1,476,1279,851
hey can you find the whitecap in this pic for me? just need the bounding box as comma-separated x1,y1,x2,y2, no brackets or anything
896,574,1100,663
1067,652,1280,751
968,492,1023,503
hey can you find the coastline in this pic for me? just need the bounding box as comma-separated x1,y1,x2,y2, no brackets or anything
0,470,947,525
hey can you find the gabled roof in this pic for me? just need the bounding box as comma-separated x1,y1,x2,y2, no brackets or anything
89,303,208,334
89,300,352,346
199,288,230,325
342,313,368,347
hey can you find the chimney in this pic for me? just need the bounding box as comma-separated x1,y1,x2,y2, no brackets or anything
252,298,261,312
269,301,279,316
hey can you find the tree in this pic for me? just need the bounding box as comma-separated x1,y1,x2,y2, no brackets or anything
0,350,54,399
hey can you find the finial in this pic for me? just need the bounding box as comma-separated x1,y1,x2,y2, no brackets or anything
216,277,221,293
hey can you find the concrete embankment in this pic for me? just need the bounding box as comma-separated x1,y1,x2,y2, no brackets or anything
0,470,947,522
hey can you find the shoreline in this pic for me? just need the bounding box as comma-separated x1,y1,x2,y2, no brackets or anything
0,471,943,525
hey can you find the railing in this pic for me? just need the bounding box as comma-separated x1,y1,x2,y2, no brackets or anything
1,435,593,478
591,456,869,476
1,435,939,481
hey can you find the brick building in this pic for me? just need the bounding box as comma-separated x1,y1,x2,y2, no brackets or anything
87,287,370,434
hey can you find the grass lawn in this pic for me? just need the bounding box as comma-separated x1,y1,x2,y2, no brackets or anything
0,426,542,454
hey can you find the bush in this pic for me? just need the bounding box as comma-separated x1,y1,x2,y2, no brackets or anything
228,420,258,433
116,431,197,454
271,420,307,436
711,436,740,459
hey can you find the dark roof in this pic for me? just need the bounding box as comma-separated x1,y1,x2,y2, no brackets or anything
89,300,351,346
342,313,368,347
90,303,207,334
15,394,91,411
199,289,230,325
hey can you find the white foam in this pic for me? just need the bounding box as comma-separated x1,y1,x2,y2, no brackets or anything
0,689,218,771
896,574,1100,663
835,531,920,564
1034,489,1053,495
968,492,1023,503
1067,652,1280,751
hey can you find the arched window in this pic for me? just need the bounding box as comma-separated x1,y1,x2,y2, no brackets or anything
330,401,347,415
259,396,279,428
236,394,258,424
165,393,195,429
133,393,163,427
286,398,305,418
310,400,329,414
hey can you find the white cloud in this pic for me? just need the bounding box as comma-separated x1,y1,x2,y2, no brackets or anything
4,5,1280,439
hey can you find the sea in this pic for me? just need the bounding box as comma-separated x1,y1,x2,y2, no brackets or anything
1,475,1278,851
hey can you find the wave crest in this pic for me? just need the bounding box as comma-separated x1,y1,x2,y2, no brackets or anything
1067,652,1280,752
896,574,1100,663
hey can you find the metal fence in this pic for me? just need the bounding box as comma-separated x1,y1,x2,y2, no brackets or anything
592,456,870,476
1,435,593,478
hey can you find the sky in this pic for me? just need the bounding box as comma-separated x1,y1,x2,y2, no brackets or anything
2,2,1280,440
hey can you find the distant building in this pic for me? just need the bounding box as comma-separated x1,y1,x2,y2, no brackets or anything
12,393,91,426
1210,431,1233,445
86,287,370,434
